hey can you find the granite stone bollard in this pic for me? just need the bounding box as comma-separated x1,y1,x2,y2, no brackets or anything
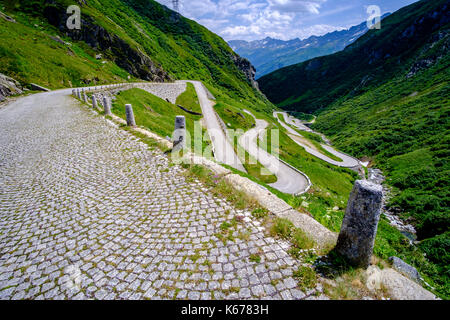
125,104,136,127
77,89,81,99
103,96,111,115
92,95,98,109
83,91,87,103
173,115,186,151
335,180,383,268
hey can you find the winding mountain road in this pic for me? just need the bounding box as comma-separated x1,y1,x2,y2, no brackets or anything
274,111,360,168
181,81,246,173
238,110,310,195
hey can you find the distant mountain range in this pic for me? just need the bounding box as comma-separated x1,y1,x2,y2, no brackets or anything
229,14,389,78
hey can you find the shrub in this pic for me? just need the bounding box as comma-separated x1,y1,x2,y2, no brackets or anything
419,232,450,267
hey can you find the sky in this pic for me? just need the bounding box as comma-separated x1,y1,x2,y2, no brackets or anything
155,0,420,41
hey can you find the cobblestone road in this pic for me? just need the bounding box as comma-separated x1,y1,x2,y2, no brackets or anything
0,90,313,300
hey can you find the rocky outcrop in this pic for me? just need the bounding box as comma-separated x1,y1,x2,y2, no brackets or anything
0,73,23,102
231,54,259,90
407,29,449,78
41,2,171,83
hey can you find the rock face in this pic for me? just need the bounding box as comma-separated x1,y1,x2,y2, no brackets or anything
407,30,449,78
231,54,259,90
336,180,383,268
42,4,171,82
389,257,421,283
0,73,23,102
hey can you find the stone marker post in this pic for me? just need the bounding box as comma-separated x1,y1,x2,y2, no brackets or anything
125,104,136,127
335,180,383,268
92,95,98,109
103,96,111,115
72,89,75,97
173,115,186,151
77,89,81,99
82,89,87,103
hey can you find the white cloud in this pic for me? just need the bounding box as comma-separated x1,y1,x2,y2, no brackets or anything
268,0,326,14
154,0,345,41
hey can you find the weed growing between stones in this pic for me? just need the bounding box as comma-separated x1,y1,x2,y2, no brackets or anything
181,164,261,213
293,266,318,292
249,254,261,263
269,218,316,250
251,208,268,219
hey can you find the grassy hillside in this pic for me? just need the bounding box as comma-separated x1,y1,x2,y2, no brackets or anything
259,0,449,297
0,0,270,114
315,52,449,239
315,52,450,297
0,7,132,88
259,0,449,112
176,82,202,114
109,87,212,153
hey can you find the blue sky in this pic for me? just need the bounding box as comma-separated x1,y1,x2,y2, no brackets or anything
155,0,419,41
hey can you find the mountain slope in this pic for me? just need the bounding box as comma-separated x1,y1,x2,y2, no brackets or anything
259,0,449,112
0,0,268,112
259,0,450,297
228,17,387,78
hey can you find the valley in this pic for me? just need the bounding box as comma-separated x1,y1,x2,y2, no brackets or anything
259,0,449,298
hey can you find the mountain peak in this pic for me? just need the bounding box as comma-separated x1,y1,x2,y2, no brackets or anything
229,17,379,78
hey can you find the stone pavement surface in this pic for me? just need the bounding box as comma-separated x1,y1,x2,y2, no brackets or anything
0,90,314,300
135,82,187,104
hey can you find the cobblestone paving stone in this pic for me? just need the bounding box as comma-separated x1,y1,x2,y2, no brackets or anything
0,91,310,300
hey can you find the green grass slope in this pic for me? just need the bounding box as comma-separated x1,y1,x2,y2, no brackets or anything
259,0,449,112
1,0,270,114
0,8,132,88
176,82,202,114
